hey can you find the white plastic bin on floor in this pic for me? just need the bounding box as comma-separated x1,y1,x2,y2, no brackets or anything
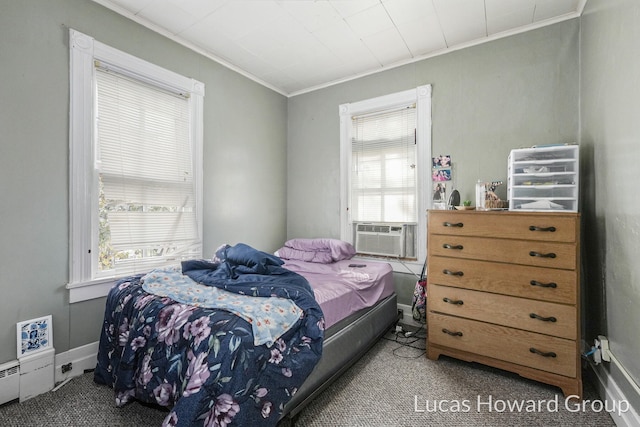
19,348,55,402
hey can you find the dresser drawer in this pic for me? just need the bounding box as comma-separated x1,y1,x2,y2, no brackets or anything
429,234,577,270
428,313,577,377
429,285,577,339
428,256,577,304
428,211,577,243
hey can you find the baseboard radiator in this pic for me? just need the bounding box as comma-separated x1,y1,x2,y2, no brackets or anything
0,360,20,405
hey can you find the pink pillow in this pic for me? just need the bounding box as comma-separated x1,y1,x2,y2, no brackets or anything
277,238,356,263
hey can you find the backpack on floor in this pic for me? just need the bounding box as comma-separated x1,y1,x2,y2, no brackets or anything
411,261,427,323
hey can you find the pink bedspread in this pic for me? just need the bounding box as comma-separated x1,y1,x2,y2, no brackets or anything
283,259,395,329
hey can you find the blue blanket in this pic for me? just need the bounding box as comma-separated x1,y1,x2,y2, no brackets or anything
94,244,324,427
142,266,303,347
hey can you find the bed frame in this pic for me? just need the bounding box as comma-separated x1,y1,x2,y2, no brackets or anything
279,293,398,423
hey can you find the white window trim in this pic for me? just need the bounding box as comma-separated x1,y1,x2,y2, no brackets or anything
339,85,432,276
66,29,204,303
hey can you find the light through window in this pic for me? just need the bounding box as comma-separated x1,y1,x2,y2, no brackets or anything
351,106,417,223
95,69,199,275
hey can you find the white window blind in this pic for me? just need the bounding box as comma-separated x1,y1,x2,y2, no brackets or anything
351,105,417,223
95,68,200,276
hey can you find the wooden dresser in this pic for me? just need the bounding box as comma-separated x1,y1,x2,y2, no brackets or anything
426,210,581,398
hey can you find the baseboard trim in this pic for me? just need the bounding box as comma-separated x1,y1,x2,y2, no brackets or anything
587,357,640,427
54,341,99,384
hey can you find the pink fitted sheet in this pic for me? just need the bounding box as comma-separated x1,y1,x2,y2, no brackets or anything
283,259,395,329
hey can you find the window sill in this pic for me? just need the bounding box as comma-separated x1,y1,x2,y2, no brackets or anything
352,255,424,277
66,278,119,303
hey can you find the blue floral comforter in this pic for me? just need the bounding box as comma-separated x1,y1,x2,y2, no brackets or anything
94,244,324,427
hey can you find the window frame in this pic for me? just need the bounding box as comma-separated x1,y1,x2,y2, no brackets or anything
67,29,205,303
339,85,432,275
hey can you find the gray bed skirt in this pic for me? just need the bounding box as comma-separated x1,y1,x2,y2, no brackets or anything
281,293,398,421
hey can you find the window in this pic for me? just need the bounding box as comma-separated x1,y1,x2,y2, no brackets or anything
339,86,431,273
351,106,417,224
67,29,205,302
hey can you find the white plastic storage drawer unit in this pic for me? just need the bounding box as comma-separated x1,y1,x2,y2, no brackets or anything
508,145,579,212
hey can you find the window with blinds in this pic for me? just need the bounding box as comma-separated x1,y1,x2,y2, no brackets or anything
95,68,200,276
339,85,430,268
350,105,417,223
68,29,204,301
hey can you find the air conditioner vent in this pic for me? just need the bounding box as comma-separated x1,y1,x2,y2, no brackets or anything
357,224,391,233
355,222,407,257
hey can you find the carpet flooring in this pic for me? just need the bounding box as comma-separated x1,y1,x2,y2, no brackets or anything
0,329,617,426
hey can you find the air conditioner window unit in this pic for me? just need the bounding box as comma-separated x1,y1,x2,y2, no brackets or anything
355,222,407,257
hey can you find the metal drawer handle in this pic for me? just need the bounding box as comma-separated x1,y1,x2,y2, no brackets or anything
529,347,557,358
443,297,464,305
443,269,464,277
442,328,463,337
443,244,464,250
529,225,556,232
444,222,464,228
530,280,557,289
529,251,556,258
529,313,557,322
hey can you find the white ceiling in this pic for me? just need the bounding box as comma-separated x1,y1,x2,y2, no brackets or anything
94,0,586,96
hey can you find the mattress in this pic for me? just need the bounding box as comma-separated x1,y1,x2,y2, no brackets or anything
279,259,397,420
281,293,398,420
283,259,395,329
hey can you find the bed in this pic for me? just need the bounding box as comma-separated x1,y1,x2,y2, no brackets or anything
279,256,397,423
93,240,397,426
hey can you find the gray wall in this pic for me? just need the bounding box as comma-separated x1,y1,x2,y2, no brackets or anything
580,0,640,411
287,20,579,304
0,0,287,363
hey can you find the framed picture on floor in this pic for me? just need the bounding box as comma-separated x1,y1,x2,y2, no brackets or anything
17,315,53,358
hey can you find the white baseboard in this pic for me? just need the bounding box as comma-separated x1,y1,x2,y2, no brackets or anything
587,357,640,427
54,341,99,384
